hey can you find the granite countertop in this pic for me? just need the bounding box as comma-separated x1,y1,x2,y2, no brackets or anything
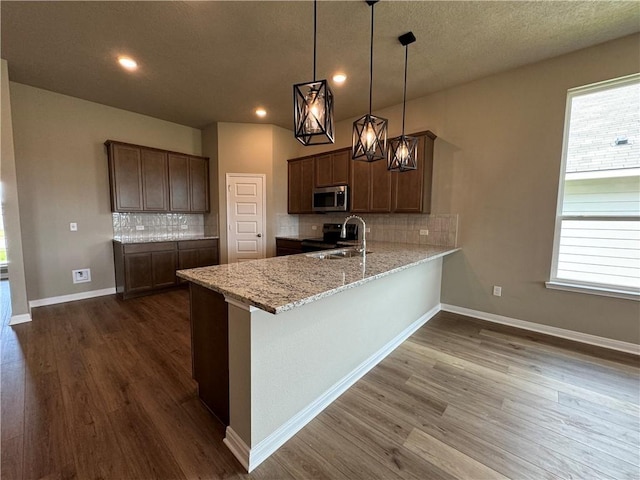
178,242,459,314
114,235,219,244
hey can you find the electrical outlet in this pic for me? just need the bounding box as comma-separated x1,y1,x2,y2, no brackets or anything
69,222,78,231
419,229,429,236
72,269,91,284
135,225,145,231
311,225,317,231
180,225,188,230
493,285,502,297
365,227,370,233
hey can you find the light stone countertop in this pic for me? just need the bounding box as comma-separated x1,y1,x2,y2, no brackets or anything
177,242,460,314
113,236,219,244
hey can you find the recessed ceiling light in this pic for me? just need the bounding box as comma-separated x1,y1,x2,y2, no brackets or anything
332,73,347,84
118,56,138,71
255,108,267,118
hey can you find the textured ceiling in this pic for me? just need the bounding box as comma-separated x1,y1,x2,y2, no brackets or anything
2,1,639,129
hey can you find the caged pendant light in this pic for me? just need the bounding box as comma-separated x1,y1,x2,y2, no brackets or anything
388,31,418,172
293,0,335,145
352,0,388,162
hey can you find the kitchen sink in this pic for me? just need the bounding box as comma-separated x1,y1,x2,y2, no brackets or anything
306,248,371,260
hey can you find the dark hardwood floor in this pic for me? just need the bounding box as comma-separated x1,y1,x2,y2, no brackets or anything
1,283,638,479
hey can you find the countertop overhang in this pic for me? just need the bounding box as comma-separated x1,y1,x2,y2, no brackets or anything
177,242,459,314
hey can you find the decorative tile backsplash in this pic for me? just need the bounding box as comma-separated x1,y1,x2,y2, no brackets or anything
277,213,458,247
113,213,218,242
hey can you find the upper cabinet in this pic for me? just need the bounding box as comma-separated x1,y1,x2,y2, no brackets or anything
314,148,350,187
288,157,314,214
286,130,436,215
108,142,144,211
392,133,436,213
349,131,436,214
106,140,209,213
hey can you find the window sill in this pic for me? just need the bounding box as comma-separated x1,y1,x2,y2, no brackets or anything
545,281,639,301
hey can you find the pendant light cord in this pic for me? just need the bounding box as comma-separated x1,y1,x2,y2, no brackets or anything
368,3,374,114
402,44,408,134
313,0,317,81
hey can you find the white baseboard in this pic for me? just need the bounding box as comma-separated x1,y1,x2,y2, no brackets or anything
29,287,116,308
441,304,640,356
9,313,32,325
225,303,441,472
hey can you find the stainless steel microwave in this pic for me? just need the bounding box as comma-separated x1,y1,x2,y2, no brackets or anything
313,185,348,212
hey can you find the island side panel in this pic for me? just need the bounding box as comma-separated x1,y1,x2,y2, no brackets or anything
189,283,229,425
227,304,253,446
249,258,443,446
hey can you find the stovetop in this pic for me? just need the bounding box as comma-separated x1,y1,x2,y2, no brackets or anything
302,223,358,244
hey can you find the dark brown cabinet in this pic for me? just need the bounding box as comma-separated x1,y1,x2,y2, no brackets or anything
314,148,350,187
108,142,143,211
349,130,436,214
141,148,168,211
177,239,219,284
168,154,210,213
350,156,392,213
113,238,219,298
392,133,435,213
276,238,304,256
288,157,314,214
107,140,209,213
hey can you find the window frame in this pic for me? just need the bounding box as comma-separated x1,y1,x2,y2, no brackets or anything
547,73,640,301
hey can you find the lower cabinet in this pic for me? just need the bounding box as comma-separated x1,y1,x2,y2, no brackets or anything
114,239,219,299
276,238,304,256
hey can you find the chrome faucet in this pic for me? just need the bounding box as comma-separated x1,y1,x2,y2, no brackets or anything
341,215,366,254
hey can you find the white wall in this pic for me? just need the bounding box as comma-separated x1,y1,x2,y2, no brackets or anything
9,83,202,302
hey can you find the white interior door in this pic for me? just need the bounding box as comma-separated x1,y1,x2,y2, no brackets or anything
226,174,266,263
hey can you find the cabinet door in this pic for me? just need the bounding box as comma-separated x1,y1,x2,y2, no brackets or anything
288,160,302,213
392,134,435,213
393,136,425,213
141,148,168,211
152,251,177,288
288,158,314,214
168,154,190,212
331,149,350,185
300,158,314,213
124,253,153,293
189,156,209,212
370,159,392,213
315,154,333,187
178,250,200,270
350,159,371,213
110,143,143,211
197,247,219,266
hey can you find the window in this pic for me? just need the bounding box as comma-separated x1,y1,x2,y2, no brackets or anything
548,74,639,300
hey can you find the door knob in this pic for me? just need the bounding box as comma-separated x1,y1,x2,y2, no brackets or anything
257,233,262,237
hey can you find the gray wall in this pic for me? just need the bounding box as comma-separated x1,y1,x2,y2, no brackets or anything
293,33,640,344
9,83,202,301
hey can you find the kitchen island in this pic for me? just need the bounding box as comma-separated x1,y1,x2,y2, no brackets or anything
178,242,459,472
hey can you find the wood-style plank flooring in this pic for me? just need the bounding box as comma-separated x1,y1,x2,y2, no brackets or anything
1,281,638,479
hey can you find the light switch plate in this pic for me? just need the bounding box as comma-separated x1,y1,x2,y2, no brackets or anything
419,229,429,236
70,222,78,231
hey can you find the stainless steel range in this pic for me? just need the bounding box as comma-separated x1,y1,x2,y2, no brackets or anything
300,223,358,252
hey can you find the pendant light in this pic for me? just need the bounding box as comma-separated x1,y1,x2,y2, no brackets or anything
352,0,387,162
293,0,335,145
388,31,418,172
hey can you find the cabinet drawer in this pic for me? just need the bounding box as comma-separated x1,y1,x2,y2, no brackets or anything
123,242,177,254
275,239,303,251
178,239,218,250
